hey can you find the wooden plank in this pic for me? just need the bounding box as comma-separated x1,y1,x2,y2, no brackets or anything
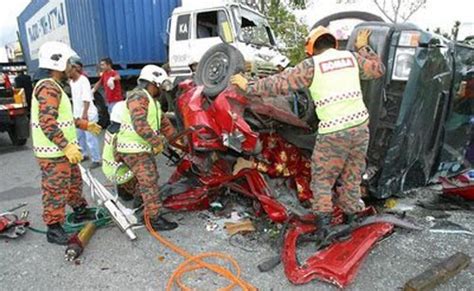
404,252,471,291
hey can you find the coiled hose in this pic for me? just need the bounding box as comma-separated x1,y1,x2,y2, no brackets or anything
28,207,112,234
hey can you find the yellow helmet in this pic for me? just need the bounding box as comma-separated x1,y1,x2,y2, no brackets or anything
304,26,338,57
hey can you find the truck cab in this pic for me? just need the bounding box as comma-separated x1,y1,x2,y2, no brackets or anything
168,1,286,78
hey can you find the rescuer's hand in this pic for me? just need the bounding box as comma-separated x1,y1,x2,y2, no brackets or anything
107,77,115,90
153,142,164,155
230,74,248,92
86,122,102,135
355,29,371,50
64,143,83,164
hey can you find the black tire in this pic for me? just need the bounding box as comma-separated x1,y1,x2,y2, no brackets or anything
8,115,29,146
8,127,27,146
311,11,384,29
195,43,245,98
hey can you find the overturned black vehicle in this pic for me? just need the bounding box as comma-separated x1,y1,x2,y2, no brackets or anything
344,22,474,198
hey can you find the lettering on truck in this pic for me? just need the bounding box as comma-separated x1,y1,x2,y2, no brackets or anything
27,3,66,42
24,0,71,60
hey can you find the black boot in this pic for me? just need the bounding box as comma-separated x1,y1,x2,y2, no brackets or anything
46,223,69,245
150,215,178,231
314,212,333,237
132,195,144,209
72,204,96,224
344,213,358,225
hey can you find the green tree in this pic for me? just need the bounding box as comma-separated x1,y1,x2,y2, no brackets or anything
259,0,309,65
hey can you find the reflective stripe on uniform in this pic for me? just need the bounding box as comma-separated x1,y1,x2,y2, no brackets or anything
318,109,369,130
116,89,161,154
309,49,368,134
31,78,78,158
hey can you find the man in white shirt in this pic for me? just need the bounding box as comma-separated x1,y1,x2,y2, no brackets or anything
68,58,102,169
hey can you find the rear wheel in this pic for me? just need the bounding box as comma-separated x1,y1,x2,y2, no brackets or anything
8,127,27,146
195,43,245,98
8,115,29,146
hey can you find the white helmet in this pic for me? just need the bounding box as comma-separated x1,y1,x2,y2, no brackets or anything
273,56,290,69
38,41,78,71
138,65,168,87
110,101,126,123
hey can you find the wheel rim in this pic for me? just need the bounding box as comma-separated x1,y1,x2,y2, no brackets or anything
202,52,230,87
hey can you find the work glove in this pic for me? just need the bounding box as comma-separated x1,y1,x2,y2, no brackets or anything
152,143,164,155
244,61,253,72
86,122,102,135
230,74,248,92
355,29,371,50
152,136,165,155
107,77,115,90
63,143,83,164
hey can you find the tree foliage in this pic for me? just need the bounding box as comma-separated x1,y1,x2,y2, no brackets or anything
259,0,309,64
373,0,427,23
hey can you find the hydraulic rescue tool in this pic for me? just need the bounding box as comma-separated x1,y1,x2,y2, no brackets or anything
65,222,97,261
79,164,138,240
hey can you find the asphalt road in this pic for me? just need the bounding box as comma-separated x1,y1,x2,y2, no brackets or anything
0,132,473,290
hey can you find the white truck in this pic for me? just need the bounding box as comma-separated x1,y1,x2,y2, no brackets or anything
168,0,288,96
18,0,288,96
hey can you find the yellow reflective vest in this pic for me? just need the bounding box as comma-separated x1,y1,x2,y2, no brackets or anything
31,78,77,158
116,89,161,153
309,49,369,134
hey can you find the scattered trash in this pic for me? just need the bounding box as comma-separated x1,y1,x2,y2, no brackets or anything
210,201,224,212
429,221,474,236
425,216,435,222
205,221,218,232
403,252,471,291
158,256,165,262
384,198,416,212
224,219,255,235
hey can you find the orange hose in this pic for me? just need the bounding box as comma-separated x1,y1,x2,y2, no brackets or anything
145,213,256,291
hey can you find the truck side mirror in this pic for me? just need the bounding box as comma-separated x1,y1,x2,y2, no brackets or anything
219,21,234,44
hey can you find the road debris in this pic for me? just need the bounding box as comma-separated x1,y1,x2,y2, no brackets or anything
224,219,255,235
429,221,474,236
440,171,474,201
359,213,424,231
403,252,471,291
384,198,416,213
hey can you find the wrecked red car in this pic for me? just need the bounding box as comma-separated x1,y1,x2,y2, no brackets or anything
158,79,397,287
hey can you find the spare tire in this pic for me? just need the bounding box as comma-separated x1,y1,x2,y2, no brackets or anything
195,43,245,98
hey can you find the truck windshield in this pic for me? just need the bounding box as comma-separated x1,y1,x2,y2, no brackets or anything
232,7,275,47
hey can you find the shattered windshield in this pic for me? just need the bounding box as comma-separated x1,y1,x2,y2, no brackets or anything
232,7,275,47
